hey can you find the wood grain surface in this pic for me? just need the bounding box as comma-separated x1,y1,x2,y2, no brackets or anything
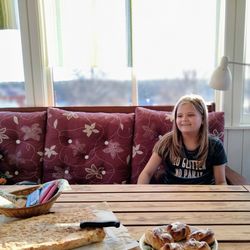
2,184,250,250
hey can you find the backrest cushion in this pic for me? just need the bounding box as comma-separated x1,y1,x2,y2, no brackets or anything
208,111,225,141
43,108,134,184
131,107,225,183
0,111,47,184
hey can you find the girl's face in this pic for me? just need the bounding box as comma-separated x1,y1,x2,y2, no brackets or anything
176,102,203,136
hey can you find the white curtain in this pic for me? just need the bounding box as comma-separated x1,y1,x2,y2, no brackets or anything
0,0,17,29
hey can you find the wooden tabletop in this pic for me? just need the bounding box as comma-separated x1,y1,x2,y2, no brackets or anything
2,184,250,250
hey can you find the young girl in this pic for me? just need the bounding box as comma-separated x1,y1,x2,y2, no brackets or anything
137,94,227,185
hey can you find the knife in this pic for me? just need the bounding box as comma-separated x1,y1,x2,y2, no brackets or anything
80,220,120,228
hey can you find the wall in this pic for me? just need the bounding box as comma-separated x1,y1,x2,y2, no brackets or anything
224,128,250,181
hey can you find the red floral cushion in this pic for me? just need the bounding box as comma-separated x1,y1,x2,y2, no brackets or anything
208,112,225,141
130,107,225,184
43,108,134,184
0,111,47,184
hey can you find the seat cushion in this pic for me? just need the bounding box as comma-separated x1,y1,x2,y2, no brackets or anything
43,108,134,184
131,107,225,184
0,111,47,184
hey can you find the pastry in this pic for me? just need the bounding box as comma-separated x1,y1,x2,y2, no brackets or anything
184,238,211,250
165,222,191,241
143,223,215,250
187,229,215,245
160,242,184,250
144,227,174,250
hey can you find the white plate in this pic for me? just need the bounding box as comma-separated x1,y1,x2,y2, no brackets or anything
139,233,218,250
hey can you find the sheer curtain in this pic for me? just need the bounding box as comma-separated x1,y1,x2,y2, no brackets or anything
0,0,17,29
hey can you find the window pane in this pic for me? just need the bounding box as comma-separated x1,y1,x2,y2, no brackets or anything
243,2,250,122
133,0,217,105
52,67,132,106
0,1,25,107
44,0,131,106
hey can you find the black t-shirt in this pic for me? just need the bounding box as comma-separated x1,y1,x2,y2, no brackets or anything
161,136,227,184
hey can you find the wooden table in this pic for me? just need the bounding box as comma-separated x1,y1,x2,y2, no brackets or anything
2,184,250,249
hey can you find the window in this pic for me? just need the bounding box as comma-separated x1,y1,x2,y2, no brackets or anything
223,0,250,126
242,0,250,124
41,0,220,106
132,0,218,105
44,0,131,106
7,0,247,120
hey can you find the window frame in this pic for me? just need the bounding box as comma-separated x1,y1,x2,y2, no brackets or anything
18,0,53,106
223,0,250,128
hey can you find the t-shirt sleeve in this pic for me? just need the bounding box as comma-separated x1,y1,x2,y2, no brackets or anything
209,137,227,166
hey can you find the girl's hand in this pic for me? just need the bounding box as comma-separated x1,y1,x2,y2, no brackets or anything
137,152,162,184
0,177,7,185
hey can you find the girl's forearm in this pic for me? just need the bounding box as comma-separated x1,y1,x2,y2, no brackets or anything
137,171,151,184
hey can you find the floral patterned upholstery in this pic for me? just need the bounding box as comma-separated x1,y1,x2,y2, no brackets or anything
208,111,225,141
0,111,47,184
130,107,225,184
43,108,134,184
0,106,224,185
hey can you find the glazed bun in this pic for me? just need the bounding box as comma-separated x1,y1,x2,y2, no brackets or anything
144,227,174,250
184,238,211,250
143,223,215,250
165,222,191,242
187,229,215,245
160,242,184,250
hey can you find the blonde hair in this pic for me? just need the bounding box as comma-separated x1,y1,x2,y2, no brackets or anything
154,94,209,167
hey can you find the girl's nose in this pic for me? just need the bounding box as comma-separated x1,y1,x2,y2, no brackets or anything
182,115,188,121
